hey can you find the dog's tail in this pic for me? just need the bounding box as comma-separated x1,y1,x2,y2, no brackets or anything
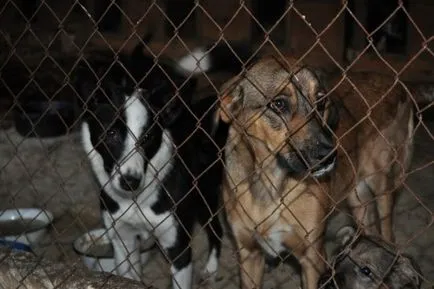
175,42,255,76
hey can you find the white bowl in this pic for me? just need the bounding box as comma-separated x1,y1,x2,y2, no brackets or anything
0,208,53,246
73,228,155,273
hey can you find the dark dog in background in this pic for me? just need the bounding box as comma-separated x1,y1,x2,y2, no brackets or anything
73,37,251,289
319,225,422,289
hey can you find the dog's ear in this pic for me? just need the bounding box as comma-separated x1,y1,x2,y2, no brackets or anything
150,77,198,127
312,67,329,84
129,32,155,81
335,225,356,247
392,255,422,289
312,68,340,132
71,60,100,113
218,76,244,123
131,32,154,58
73,54,134,113
131,38,146,62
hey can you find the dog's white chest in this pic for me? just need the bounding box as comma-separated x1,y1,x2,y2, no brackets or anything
107,201,178,248
255,222,293,257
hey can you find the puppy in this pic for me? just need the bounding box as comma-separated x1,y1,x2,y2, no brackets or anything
74,40,250,289
319,225,422,289
214,56,427,289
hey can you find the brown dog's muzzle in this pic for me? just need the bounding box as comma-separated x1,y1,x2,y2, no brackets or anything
277,128,337,178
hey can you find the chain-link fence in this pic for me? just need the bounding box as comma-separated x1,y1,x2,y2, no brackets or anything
0,0,432,288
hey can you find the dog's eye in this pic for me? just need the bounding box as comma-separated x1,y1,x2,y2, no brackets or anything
316,99,326,112
105,129,121,143
143,133,153,141
269,98,289,114
106,129,117,137
139,132,154,145
360,266,372,277
316,92,327,111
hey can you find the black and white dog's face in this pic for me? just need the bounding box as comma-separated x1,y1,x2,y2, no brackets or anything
81,90,168,198
75,53,193,199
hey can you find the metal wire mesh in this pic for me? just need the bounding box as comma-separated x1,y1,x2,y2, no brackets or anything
0,0,432,289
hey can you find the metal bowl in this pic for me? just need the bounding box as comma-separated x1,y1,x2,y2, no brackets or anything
73,228,155,273
0,208,53,246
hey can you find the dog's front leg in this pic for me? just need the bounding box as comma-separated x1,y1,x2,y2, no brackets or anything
237,244,265,289
282,229,326,289
300,256,324,289
104,218,142,280
154,215,193,289
166,238,193,289
298,238,326,289
112,234,142,280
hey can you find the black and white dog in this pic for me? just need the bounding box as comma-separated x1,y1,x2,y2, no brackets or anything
74,40,250,289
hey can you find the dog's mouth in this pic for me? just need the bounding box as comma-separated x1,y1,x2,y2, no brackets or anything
311,155,337,178
277,151,337,178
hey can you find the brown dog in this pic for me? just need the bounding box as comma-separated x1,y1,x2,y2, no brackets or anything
319,225,422,289
217,56,417,289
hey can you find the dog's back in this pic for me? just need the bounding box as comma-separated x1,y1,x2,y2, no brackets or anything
328,72,414,240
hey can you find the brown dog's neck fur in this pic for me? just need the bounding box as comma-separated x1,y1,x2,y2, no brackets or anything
225,125,318,204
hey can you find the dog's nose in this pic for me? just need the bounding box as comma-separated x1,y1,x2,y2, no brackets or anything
120,175,142,191
316,134,335,159
318,132,334,149
317,146,334,159
317,145,336,162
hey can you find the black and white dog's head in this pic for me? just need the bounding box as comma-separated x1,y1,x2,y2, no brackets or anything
74,49,197,199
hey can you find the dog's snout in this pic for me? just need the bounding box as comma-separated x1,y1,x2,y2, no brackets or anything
317,132,334,150
307,132,337,178
316,134,335,160
317,145,334,160
120,174,142,191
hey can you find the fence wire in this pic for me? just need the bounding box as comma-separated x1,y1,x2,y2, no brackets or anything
0,0,432,289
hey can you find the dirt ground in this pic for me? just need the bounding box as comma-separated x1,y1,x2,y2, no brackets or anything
0,1,433,289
